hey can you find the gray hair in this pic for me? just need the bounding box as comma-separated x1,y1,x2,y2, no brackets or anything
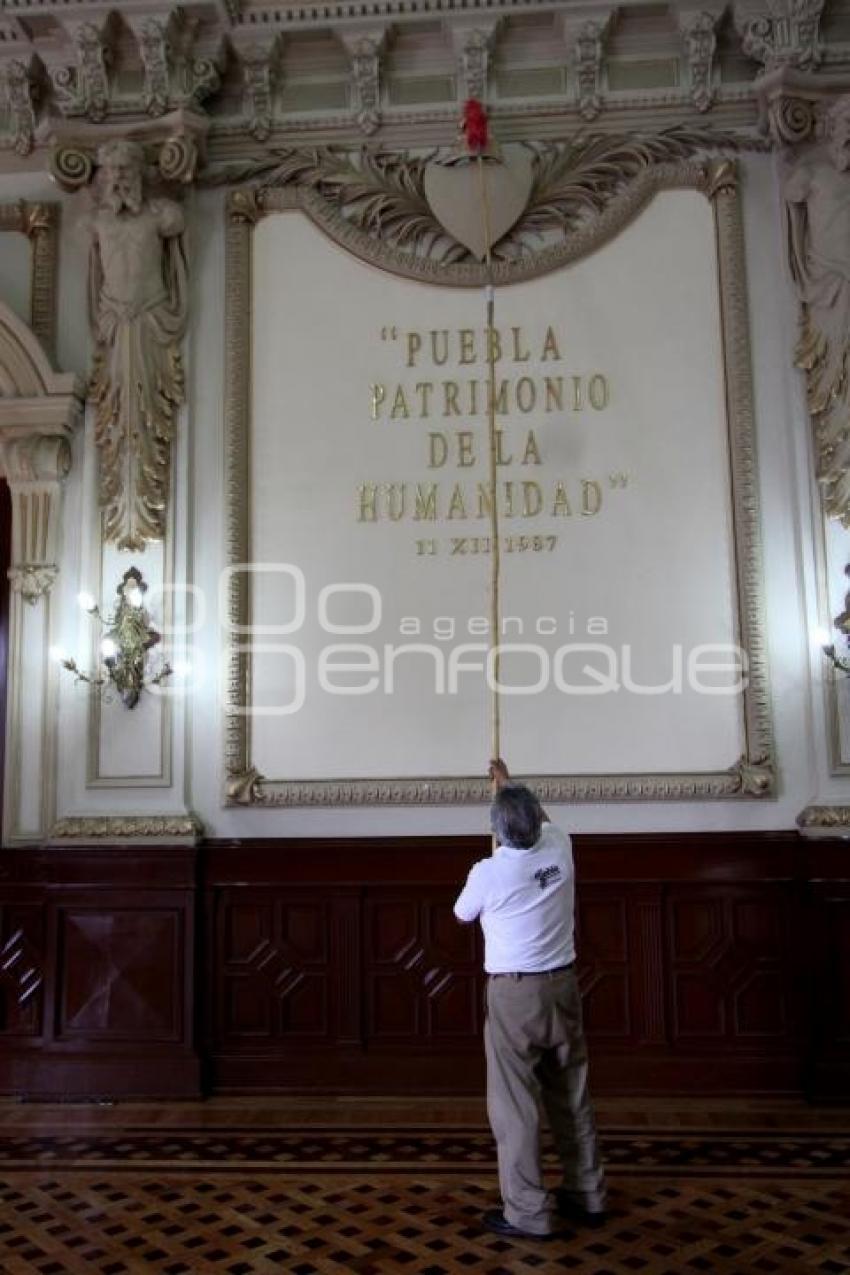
490,784,544,849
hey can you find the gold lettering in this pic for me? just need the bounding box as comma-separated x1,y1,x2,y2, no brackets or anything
503,480,516,517
384,482,406,520
582,479,602,515
457,431,475,467
541,326,561,361
476,482,493,519
459,329,476,364
447,483,467,519
370,384,385,420
487,380,509,415
431,330,449,365
522,481,543,517
544,377,563,412
496,431,513,466
443,381,462,416
415,382,433,416
406,332,422,367
486,327,502,364
428,433,448,468
589,373,609,410
552,481,572,517
391,385,410,419
414,483,438,520
467,379,479,417
358,483,378,521
522,430,542,466
512,327,530,362
571,375,583,411
516,377,536,413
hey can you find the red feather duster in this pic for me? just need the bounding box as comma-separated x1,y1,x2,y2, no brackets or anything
462,98,489,154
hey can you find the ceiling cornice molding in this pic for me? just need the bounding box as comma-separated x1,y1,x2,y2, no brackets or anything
2,0,850,168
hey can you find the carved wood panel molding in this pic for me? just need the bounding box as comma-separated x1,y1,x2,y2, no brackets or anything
2,834,847,1099
199,834,812,1095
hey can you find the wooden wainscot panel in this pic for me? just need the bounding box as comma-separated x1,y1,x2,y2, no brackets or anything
0,902,45,1039
0,845,200,1098
364,892,483,1043
57,906,183,1041
804,846,850,1101
667,886,794,1046
203,832,812,1096
575,891,632,1040
4,831,847,1098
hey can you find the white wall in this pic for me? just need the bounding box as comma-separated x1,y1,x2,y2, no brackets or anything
1,154,844,838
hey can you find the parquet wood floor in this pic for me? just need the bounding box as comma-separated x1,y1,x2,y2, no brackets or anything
0,1100,847,1274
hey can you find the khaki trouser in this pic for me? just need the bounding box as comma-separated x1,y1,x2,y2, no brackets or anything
485,966,607,1235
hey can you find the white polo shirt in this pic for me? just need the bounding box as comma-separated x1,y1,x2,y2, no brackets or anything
453,822,576,974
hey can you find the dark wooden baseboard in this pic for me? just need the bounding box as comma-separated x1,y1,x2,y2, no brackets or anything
0,832,847,1101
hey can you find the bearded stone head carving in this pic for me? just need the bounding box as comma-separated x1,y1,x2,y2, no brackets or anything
96,139,146,214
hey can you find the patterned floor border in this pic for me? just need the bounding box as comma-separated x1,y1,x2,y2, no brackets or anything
0,1127,847,1175
0,1123,847,1273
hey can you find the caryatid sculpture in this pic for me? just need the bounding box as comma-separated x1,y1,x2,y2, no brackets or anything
86,139,187,549
785,97,850,524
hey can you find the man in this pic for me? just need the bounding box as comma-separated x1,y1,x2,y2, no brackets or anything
454,759,607,1240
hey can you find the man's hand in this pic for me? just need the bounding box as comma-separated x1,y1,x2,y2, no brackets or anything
488,758,510,791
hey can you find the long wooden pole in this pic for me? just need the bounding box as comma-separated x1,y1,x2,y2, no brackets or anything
477,155,501,767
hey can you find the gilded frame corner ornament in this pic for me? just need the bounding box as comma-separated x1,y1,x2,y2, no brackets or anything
223,144,775,806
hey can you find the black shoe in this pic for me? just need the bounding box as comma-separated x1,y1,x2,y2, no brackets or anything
554,1190,608,1228
482,1209,559,1240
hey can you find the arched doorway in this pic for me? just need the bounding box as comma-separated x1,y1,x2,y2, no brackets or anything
0,299,82,844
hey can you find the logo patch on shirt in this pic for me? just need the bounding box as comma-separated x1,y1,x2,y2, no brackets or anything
533,865,562,890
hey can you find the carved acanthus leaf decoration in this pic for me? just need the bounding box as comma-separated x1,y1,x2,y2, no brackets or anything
9,565,59,605
682,12,718,114
50,21,111,122
797,804,850,833
509,127,764,245
138,16,171,117
49,814,203,842
226,766,264,805
739,0,825,72
204,126,767,265
574,19,608,122
349,36,383,136
728,754,775,797
209,146,471,262
783,111,850,525
4,60,38,156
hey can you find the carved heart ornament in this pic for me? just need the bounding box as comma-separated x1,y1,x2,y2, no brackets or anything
423,150,534,260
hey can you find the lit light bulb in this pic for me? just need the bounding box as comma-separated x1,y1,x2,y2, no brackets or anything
815,626,834,649
172,659,192,679
100,637,118,659
125,587,143,608
49,645,67,664
77,591,96,613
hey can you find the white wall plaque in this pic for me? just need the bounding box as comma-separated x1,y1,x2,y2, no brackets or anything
224,165,773,804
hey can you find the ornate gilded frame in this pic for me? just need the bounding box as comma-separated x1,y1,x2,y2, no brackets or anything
223,154,775,805
0,201,59,360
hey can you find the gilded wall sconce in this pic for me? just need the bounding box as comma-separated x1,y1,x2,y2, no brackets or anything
52,567,172,708
822,564,850,675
